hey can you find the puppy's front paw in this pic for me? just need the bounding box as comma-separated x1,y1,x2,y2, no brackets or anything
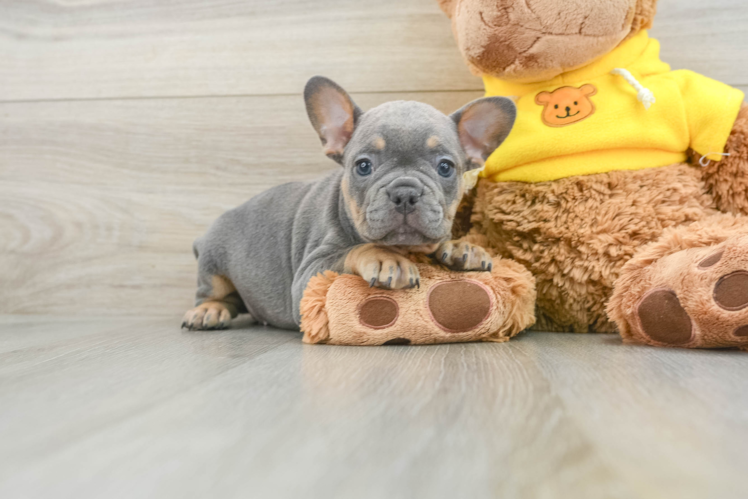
182,301,233,330
435,240,493,271
345,244,420,289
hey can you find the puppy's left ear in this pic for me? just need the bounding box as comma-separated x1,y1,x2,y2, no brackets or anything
304,76,363,164
450,97,517,169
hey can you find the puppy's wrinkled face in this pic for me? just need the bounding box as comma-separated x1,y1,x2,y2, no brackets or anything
304,76,516,247
342,102,467,246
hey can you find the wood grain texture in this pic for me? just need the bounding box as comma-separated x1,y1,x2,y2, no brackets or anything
0,91,483,315
652,0,748,85
0,0,480,101
519,333,748,497
0,0,745,101
0,319,746,497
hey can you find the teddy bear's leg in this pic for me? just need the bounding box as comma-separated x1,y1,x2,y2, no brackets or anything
608,214,748,348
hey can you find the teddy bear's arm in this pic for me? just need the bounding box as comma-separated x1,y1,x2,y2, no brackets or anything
697,103,748,215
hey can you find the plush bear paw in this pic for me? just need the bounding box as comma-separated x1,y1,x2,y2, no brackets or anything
611,235,748,348
434,240,493,271
301,257,537,345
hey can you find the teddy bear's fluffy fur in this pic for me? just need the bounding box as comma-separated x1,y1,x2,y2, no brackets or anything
442,0,748,348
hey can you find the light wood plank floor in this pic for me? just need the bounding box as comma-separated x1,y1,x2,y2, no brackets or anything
1,316,746,498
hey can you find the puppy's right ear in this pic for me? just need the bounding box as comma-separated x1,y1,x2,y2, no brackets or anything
304,76,362,164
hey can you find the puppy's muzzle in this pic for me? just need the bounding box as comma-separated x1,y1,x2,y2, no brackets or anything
386,177,424,215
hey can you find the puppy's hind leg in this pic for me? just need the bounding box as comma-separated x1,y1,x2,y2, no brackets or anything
182,272,249,331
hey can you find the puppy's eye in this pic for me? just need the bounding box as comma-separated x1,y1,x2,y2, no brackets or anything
437,160,454,178
355,159,372,176
574,101,578,105
554,104,559,109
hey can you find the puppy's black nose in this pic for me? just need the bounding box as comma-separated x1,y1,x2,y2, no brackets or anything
387,177,423,215
565,106,571,112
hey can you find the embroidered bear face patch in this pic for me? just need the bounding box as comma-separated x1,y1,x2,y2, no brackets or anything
535,84,597,127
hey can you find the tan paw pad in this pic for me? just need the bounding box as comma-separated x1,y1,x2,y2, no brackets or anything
637,289,693,346
698,249,724,269
428,280,492,333
358,296,399,329
713,271,748,311
733,325,748,337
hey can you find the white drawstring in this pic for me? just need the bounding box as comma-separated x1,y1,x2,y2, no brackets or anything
611,68,656,109
699,152,730,167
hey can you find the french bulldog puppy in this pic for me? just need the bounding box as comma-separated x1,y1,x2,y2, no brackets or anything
182,76,516,331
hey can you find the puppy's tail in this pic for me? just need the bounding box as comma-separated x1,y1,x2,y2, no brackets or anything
192,237,202,260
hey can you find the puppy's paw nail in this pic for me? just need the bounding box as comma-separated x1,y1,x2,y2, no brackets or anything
410,278,414,287
369,277,377,288
462,253,468,263
386,276,392,288
481,261,486,269
442,252,449,262
487,262,493,272
416,278,420,289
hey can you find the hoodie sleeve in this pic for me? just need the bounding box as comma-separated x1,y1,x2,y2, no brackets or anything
672,70,745,162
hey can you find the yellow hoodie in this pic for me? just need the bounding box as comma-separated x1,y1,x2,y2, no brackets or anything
482,30,745,183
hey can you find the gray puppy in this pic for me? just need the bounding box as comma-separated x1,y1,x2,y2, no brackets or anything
182,76,516,331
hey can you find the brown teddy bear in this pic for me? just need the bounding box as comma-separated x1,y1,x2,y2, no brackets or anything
438,0,748,348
